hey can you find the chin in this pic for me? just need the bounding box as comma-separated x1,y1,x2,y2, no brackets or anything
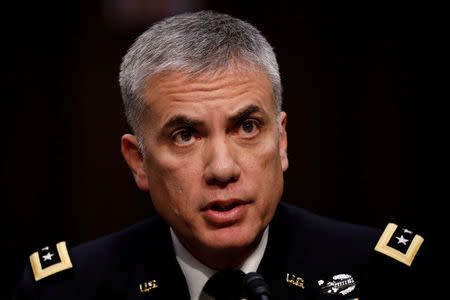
203,224,262,251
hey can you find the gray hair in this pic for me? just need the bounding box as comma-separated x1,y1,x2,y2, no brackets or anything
119,10,282,135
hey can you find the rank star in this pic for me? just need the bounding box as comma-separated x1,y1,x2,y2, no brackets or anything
395,235,409,245
42,252,54,261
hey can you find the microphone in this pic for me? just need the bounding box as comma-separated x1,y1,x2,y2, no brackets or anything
243,272,271,300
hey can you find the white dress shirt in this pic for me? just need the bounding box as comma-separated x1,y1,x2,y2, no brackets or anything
170,227,269,300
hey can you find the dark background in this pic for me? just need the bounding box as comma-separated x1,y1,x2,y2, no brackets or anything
3,1,435,298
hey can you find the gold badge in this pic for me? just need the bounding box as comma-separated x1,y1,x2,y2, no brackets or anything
29,241,73,281
374,223,424,266
139,280,158,293
286,273,305,288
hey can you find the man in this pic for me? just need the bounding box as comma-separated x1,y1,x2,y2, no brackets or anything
14,11,425,299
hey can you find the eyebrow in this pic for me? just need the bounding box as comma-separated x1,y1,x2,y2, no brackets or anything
162,115,202,131
160,104,264,134
229,104,262,122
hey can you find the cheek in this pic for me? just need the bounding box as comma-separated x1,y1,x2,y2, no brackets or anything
238,139,284,209
144,149,203,215
241,139,282,179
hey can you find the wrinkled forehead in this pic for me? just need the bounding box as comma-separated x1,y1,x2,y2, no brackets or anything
142,66,277,113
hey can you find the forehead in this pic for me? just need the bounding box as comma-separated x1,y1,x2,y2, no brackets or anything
143,68,275,117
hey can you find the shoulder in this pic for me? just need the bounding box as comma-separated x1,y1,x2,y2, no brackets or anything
70,214,167,262
14,215,168,299
269,202,383,280
276,202,425,265
273,202,426,298
275,202,381,250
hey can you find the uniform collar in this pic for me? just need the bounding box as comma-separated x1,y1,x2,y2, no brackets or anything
170,227,269,300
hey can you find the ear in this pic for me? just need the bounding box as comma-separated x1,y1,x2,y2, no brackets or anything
279,111,289,172
121,134,149,191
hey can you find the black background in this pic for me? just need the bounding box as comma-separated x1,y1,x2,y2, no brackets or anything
3,1,436,298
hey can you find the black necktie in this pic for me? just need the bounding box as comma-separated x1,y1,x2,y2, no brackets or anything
203,269,245,300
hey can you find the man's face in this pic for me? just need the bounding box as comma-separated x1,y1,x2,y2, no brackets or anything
125,68,288,262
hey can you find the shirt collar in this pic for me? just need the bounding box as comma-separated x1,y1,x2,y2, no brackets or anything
170,227,269,300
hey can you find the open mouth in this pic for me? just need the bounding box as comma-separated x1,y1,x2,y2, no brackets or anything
202,199,250,226
205,199,248,212
210,202,242,212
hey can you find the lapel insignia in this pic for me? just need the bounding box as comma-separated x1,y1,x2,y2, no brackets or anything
286,273,305,288
139,280,158,294
374,223,424,266
29,241,73,281
318,274,356,296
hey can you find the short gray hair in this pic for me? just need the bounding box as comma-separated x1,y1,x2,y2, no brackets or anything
119,10,282,135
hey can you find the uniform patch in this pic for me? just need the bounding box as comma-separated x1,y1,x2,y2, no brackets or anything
317,274,356,296
374,223,424,266
29,241,73,281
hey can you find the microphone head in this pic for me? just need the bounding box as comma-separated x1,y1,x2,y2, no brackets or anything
243,272,271,299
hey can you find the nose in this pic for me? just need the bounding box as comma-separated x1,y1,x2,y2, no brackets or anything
203,137,241,186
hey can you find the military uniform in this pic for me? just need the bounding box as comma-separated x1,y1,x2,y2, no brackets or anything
14,202,425,299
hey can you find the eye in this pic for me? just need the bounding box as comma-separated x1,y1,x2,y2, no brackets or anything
173,129,196,146
237,120,260,137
